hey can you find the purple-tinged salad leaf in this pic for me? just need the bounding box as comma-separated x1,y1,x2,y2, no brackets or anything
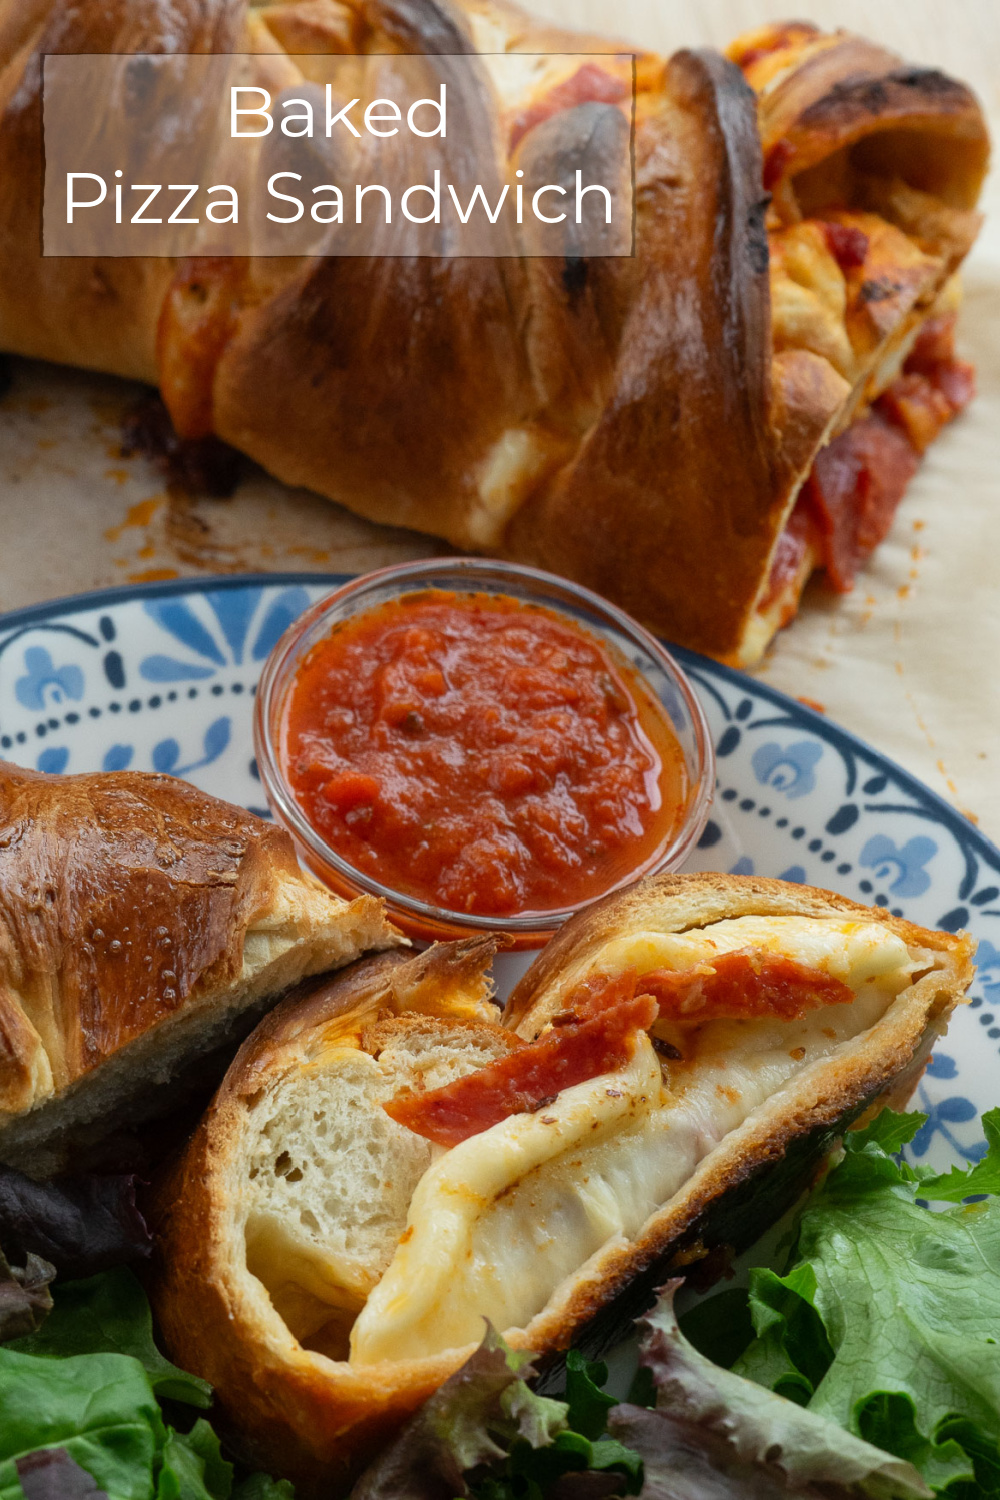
613,1281,930,1500
15,1452,108,1500
15,1447,110,1499
350,1323,569,1500
543,1476,629,1500
609,1404,823,1500
348,1327,644,1500
0,1244,54,1344
0,1167,151,1278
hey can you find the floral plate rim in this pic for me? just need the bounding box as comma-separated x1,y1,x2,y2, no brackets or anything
0,570,996,1173
0,567,993,883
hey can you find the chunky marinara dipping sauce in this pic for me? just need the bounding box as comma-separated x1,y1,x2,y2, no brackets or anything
281,592,689,917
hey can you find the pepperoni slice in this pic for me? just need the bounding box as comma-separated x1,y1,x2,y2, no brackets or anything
905,313,957,373
821,221,870,271
878,374,955,455
800,412,919,592
885,314,975,436
384,949,853,1147
931,359,975,413
641,950,854,1021
509,64,628,152
765,311,973,602
384,978,656,1148
805,335,974,572
759,502,819,613
550,967,641,1022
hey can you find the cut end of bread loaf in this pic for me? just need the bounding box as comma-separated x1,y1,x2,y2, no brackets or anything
0,761,403,1174
245,1013,517,1359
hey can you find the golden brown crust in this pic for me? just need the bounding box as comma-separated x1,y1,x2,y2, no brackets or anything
0,2,989,663
0,759,398,1133
0,0,243,379
218,934,508,1082
504,868,971,1033
152,876,973,1494
741,29,988,227
503,48,781,660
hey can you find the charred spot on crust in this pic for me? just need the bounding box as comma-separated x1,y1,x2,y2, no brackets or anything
859,278,904,303
746,197,771,275
652,1036,683,1060
889,66,976,100
121,394,243,498
799,68,974,130
562,256,589,301
800,76,889,126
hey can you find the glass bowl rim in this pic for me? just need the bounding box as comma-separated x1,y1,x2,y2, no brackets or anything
253,556,716,937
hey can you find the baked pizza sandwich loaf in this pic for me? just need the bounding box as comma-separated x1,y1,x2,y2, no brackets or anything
0,4,988,664
0,760,400,1175
152,873,973,1494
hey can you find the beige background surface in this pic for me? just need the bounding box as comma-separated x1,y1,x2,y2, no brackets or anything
1,0,997,839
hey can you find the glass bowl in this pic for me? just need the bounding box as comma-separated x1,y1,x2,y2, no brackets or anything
254,558,715,947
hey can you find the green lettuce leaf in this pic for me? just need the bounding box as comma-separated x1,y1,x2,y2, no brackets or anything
851,1109,929,1159
677,1287,754,1373
230,1477,295,1500
9,1269,211,1407
735,1264,832,1406
919,1108,1000,1203
729,1107,1000,1491
0,1347,164,1500
564,1351,619,1441
156,1421,234,1500
620,1280,929,1499
2,1271,288,1500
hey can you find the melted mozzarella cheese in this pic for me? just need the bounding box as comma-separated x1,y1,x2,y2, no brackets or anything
350,1036,664,1364
591,915,922,996
348,916,924,1365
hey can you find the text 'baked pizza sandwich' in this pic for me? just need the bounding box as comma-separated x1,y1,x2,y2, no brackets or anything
0,3,988,662
152,873,974,1494
0,760,400,1175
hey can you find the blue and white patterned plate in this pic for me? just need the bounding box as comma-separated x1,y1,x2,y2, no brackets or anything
0,572,995,1175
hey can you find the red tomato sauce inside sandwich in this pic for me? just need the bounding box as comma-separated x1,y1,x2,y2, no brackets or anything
763,314,974,606
385,958,854,1147
508,63,629,153
281,592,689,918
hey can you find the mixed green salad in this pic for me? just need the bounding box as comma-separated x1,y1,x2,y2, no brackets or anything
2,1107,999,1499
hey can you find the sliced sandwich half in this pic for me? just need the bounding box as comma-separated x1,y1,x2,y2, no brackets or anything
152,874,973,1495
